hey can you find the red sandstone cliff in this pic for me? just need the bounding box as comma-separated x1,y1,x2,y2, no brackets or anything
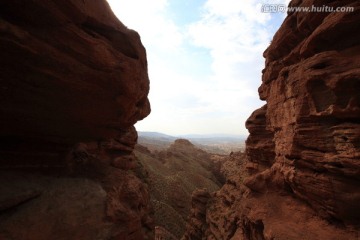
0,0,152,239
183,0,360,239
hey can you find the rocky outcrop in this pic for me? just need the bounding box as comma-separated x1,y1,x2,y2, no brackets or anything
243,0,360,238
182,189,211,240
183,0,360,239
0,0,152,239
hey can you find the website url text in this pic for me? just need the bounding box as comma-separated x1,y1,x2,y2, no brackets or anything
261,4,355,13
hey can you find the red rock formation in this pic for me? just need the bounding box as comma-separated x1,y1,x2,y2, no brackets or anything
0,0,152,239
183,0,360,239
245,105,275,174
182,189,211,240
246,0,360,236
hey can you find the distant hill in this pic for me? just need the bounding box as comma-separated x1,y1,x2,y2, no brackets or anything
178,133,247,139
137,132,176,152
138,131,177,140
137,131,247,154
138,131,247,140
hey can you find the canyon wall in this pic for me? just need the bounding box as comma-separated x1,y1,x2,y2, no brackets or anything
0,0,152,239
183,0,360,239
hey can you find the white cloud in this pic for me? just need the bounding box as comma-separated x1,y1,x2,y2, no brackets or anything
183,0,276,133
107,0,183,51
107,0,287,135
203,0,271,24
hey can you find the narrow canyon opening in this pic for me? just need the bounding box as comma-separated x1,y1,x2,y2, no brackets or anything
0,0,359,240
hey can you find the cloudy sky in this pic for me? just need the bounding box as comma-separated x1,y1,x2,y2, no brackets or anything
107,0,290,136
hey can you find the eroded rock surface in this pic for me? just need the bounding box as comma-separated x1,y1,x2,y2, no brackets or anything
182,189,211,240
183,0,360,239
0,0,152,239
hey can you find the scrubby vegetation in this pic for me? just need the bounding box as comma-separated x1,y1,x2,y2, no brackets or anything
134,139,225,238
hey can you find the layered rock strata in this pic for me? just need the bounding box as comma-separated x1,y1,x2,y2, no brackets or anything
0,0,152,239
183,0,360,239
182,189,212,240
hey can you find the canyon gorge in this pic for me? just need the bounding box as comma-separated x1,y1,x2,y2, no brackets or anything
0,0,359,240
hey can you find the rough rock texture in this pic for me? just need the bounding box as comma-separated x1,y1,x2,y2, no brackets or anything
0,0,152,239
183,0,360,239
182,189,211,240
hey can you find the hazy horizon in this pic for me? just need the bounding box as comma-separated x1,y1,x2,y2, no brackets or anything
107,0,290,136
138,130,248,138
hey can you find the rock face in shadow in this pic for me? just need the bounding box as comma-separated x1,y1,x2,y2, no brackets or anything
0,0,152,239
183,1,360,239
